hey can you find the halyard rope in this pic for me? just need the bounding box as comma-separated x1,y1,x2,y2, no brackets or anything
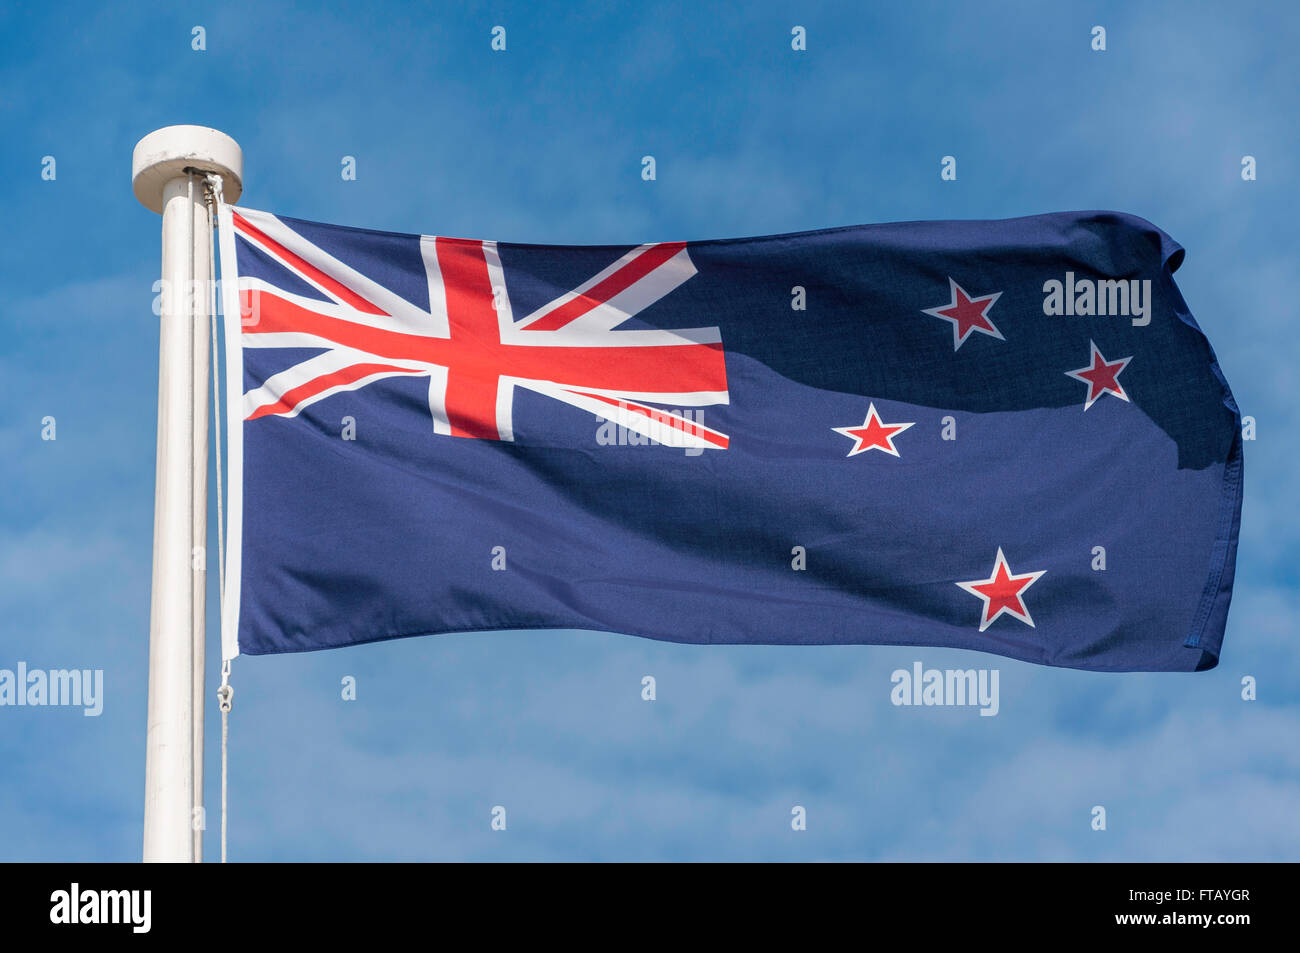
200,170,234,864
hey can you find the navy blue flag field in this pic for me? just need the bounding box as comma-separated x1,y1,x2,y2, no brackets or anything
215,207,1242,672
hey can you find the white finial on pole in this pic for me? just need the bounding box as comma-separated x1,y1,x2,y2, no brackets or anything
133,126,242,863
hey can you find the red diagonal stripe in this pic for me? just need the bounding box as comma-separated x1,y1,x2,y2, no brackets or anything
523,242,687,332
573,391,729,449
233,212,388,316
247,362,423,420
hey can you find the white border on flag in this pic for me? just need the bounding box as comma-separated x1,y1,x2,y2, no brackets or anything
216,202,245,660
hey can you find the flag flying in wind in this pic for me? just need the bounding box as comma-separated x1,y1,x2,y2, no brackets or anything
215,207,1242,672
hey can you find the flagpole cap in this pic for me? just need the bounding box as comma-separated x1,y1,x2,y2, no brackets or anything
132,125,243,214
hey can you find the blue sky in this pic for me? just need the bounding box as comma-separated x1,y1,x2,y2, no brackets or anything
1,0,1297,860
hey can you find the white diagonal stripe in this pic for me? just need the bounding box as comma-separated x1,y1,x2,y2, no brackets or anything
243,348,426,419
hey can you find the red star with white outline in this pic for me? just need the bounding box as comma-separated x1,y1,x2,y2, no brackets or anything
921,278,1004,350
832,403,915,457
1065,340,1132,410
956,548,1046,632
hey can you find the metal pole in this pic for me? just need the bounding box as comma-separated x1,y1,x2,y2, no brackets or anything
133,127,242,863
190,180,211,863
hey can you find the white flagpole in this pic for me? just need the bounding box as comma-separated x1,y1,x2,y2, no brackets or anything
132,126,242,863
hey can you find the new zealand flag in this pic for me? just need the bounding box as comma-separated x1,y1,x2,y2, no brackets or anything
216,207,1242,672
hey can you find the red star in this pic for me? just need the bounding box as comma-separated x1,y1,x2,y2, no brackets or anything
832,403,914,457
922,278,1004,350
1065,341,1131,410
956,548,1046,632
